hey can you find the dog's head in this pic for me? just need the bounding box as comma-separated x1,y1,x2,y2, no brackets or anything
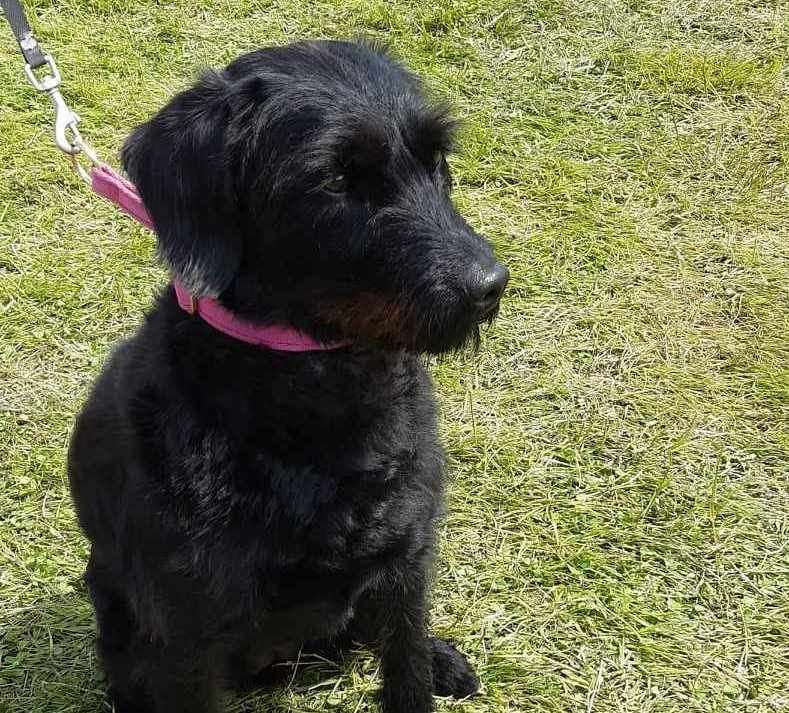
123,40,508,353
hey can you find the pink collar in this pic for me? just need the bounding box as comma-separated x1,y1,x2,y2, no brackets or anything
91,163,347,352
172,280,347,352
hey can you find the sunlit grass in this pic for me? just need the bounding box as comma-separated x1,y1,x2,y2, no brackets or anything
1,1,787,711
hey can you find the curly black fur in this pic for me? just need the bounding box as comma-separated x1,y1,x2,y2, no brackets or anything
68,40,507,713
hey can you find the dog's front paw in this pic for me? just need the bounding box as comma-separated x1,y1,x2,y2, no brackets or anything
430,638,480,699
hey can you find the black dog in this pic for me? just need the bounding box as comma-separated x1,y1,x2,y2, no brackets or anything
68,40,508,713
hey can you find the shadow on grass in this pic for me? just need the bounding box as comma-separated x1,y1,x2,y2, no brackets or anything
0,584,360,713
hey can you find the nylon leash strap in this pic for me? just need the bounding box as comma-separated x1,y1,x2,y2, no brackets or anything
0,0,46,68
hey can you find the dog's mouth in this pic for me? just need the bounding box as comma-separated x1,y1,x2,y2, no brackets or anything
315,292,498,354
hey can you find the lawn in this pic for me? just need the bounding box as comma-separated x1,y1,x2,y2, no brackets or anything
0,1,787,711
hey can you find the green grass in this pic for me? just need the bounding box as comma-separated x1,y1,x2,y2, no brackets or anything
1,0,788,711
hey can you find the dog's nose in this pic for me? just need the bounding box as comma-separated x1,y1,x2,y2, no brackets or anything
468,262,509,317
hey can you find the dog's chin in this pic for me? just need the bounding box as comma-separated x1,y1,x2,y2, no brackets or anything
418,308,505,355
412,319,483,356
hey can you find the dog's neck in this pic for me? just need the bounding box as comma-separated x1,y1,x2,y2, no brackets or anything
146,291,427,462
172,280,351,353
152,288,420,410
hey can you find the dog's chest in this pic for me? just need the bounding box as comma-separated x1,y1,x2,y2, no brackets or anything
181,439,443,629
246,442,442,568
169,352,444,602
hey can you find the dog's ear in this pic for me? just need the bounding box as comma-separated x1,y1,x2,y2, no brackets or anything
122,71,241,297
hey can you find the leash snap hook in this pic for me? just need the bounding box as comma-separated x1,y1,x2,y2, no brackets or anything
24,53,102,182
24,54,81,156
4,1,102,183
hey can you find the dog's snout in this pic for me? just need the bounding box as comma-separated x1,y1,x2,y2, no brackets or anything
467,261,509,317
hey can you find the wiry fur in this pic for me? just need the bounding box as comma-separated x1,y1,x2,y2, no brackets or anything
68,40,506,713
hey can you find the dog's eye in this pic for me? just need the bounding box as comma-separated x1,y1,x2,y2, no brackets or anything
323,174,347,194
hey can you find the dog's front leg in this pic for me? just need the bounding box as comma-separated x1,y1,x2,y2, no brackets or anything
145,651,220,713
378,563,434,713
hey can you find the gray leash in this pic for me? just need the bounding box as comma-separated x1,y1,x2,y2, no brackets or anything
1,0,45,68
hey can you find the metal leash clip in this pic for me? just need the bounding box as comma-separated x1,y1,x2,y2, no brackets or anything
2,0,104,182
23,48,102,182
